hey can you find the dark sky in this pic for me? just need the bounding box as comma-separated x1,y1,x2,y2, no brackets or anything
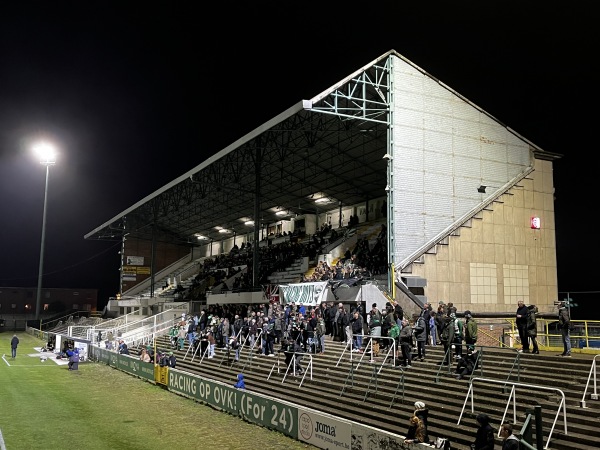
0,2,596,310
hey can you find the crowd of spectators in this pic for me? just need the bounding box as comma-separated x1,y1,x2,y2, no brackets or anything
167,220,388,302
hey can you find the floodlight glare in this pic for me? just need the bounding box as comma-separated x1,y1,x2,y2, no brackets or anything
33,142,56,165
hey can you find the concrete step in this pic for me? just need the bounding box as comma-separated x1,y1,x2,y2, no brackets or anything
129,336,599,450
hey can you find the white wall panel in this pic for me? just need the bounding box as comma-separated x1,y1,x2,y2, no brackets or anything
391,55,533,267
424,129,451,152
424,171,453,195
395,191,425,214
394,125,424,149
454,155,481,179
425,193,454,217
424,150,453,175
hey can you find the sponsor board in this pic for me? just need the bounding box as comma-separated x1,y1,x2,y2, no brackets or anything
168,369,297,438
297,408,351,449
350,422,407,450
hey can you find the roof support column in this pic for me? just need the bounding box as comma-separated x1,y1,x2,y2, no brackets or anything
252,147,262,289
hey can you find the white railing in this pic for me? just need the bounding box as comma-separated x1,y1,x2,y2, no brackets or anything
458,377,567,450
580,354,600,407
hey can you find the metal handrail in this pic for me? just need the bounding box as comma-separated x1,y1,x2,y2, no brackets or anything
240,328,263,373
458,377,567,450
336,334,396,374
580,354,600,408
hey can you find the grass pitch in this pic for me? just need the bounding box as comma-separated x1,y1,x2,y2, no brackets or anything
0,332,314,450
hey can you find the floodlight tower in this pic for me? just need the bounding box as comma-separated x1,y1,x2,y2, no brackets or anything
33,142,56,321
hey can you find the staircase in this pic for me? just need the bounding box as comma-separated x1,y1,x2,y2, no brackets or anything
129,337,600,450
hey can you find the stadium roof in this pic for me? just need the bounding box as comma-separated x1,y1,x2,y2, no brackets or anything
85,51,396,246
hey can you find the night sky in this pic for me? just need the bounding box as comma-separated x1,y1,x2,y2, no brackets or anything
0,3,596,312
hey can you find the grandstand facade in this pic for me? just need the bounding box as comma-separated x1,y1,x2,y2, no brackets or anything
85,50,560,316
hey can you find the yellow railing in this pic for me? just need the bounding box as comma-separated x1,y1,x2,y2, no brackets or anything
502,318,600,354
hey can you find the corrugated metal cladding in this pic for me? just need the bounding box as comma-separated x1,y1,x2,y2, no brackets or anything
390,55,532,268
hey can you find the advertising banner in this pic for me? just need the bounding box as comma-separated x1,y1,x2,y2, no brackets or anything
168,369,298,439
297,408,351,450
350,422,407,450
280,282,327,306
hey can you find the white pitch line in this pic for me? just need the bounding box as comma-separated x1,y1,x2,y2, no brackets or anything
0,427,7,450
1,355,10,367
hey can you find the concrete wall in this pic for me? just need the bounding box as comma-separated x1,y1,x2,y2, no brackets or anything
408,158,558,315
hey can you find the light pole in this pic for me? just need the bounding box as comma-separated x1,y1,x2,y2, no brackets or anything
34,142,56,321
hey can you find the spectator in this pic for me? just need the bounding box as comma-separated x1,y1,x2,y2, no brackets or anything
399,318,413,368
440,313,455,365
187,319,196,347
526,305,539,354
167,351,177,368
117,340,129,355
414,313,427,361
146,345,155,363
341,306,352,346
316,314,327,354
368,303,382,360
429,312,438,346
351,310,364,353
558,301,572,357
10,334,19,359
452,312,464,360
404,415,426,444
177,325,187,350
139,348,151,363
67,348,80,371
499,422,519,450
413,401,429,443
435,303,446,344
292,341,304,374
229,336,240,361
472,413,495,450
198,310,208,331
207,331,216,358
455,348,479,380
234,373,246,390
421,302,432,345
515,299,530,353
464,310,478,352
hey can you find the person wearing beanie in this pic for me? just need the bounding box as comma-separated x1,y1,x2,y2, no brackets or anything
168,351,177,368
413,401,429,443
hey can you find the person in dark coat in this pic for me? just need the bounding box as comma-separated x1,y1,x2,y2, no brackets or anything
10,334,19,358
168,351,177,368
455,348,479,379
473,413,495,450
117,340,129,355
515,299,530,352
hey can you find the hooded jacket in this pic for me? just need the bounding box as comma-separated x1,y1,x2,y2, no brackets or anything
473,414,495,450
502,434,519,450
234,373,246,390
